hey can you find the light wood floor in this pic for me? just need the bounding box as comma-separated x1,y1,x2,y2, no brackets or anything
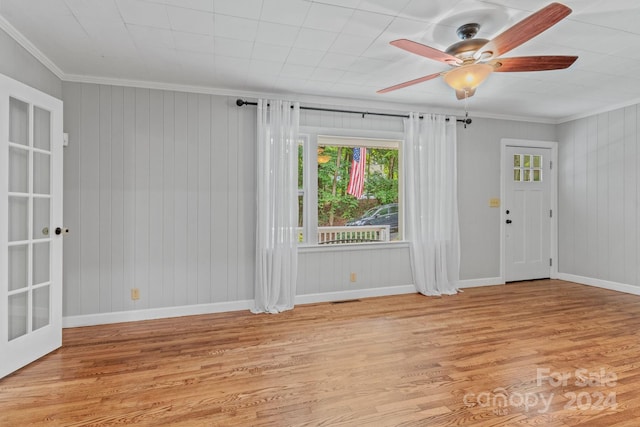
1,280,640,426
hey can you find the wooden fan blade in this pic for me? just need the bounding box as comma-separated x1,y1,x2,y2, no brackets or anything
490,55,578,72
390,39,462,65
475,3,572,59
377,72,442,94
456,88,476,100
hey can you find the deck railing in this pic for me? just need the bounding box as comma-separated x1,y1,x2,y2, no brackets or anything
317,225,390,244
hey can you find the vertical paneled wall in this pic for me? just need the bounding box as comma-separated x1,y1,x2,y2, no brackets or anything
62,83,255,316
558,105,640,287
297,246,413,296
457,118,556,279
62,85,561,317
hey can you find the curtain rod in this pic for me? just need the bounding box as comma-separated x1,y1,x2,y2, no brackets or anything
235,99,472,126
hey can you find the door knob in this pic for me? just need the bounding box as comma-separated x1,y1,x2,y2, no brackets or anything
506,219,512,224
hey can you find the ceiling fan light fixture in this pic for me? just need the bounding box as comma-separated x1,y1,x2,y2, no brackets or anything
379,3,575,98
443,63,494,91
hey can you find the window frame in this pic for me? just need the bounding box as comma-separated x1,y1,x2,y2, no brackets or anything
298,129,404,247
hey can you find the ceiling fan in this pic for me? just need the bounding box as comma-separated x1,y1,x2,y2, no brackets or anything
378,2,578,99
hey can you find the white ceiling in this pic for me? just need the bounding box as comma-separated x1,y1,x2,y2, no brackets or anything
1,0,640,122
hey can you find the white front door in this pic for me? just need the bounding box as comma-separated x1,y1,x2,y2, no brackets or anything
0,74,63,379
504,146,552,282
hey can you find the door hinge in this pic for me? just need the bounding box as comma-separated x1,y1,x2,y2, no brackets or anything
550,209,553,218
550,258,553,267
550,160,553,170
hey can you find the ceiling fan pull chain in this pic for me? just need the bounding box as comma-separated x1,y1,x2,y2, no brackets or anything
464,90,469,128
463,91,470,129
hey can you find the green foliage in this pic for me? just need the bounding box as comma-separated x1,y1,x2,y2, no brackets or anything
366,173,398,205
297,144,304,188
367,148,398,179
315,145,399,226
317,146,353,225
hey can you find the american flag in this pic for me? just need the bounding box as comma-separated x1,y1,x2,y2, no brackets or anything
347,147,366,198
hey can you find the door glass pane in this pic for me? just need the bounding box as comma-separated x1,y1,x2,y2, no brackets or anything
33,286,50,331
8,291,28,341
533,155,541,168
9,147,29,193
513,155,521,167
33,242,50,285
9,196,28,241
8,245,28,291
514,169,521,181
298,144,304,188
33,107,51,151
524,169,531,182
523,155,531,168
9,97,29,146
33,152,50,195
533,170,541,182
298,194,303,229
33,197,50,240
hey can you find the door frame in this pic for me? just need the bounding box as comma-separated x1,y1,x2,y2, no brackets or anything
500,138,558,283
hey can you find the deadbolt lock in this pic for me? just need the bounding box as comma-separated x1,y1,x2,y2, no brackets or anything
55,227,70,235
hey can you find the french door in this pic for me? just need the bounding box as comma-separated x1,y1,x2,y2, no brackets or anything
0,73,63,379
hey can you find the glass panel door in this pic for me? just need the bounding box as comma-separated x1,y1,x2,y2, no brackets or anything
6,97,52,341
1,73,63,379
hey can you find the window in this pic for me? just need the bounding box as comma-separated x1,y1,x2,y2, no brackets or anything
298,135,402,245
514,154,543,182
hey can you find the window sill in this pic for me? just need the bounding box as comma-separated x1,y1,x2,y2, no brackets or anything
298,240,409,254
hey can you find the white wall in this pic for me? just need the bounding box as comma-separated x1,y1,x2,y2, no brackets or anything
61,82,559,321
0,28,61,99
62,83,256,317
457,117,556,279
558,106,640,290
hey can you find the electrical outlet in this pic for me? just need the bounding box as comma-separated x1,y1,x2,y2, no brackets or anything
350,272,357,283
131,288,140,300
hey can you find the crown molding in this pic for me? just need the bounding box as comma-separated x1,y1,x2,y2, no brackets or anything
63,73,269,98
0,14,64,79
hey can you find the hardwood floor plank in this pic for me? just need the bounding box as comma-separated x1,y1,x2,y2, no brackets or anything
1,280,639,425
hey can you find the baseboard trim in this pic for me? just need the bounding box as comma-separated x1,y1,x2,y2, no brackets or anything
63,300,254,328
557,273,640,296
457,277,505,289
63,280,512,328
63,286,419,327
295,285,416,305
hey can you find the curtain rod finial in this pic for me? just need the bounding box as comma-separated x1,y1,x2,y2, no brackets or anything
236,99,245,107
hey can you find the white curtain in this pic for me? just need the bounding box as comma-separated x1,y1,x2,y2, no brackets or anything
253,99,300,313
403,113,460,296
